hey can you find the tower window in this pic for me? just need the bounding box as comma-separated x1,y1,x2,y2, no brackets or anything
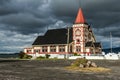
75,29,81,36
76,46,81,52
77,39,80,43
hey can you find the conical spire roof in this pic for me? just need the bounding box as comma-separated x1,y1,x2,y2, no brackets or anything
75,8,86,24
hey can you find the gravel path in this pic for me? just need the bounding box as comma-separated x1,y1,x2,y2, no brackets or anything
0,59,120,80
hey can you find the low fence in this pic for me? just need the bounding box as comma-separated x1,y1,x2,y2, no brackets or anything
69,55,120,60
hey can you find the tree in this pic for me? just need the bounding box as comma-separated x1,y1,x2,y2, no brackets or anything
19,51,32,59
45,54,50,59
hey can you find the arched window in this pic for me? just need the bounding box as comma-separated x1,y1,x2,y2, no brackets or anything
75,29,81,36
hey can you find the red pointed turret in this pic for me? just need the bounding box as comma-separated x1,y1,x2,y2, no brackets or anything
75,8,86,24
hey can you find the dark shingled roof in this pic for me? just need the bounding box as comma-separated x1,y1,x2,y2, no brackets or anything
85,42,93,47
85,42,101,48
32,28,73,45
94,42,101,47
32,36,45,45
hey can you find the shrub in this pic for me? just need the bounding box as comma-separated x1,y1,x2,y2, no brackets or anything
36,54,50,60
71,58,88,67
25,55,32,59
18,51,25,59
73,53,81,56
36,56,45,59
18,51,32,59
45,54,50,58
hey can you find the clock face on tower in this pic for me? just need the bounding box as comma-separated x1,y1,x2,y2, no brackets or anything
75,29,81,36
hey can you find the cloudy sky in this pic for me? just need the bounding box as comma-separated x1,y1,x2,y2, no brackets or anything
0,0,120,53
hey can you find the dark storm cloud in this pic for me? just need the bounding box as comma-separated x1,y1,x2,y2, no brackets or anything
51,0,120,37
0,13,55,34
0,0,56,34
0,0,19,15
0,0,120,53
0,0,119,36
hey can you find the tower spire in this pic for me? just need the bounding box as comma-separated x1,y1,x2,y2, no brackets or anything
75,8,86,24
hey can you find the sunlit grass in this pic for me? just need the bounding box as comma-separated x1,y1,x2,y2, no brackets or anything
65,66,111,73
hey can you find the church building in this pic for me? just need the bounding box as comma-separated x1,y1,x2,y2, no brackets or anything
24,8,102,58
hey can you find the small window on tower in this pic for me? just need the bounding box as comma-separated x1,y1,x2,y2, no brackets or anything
77,39,80,43
76,46,81,52
75,29,81,36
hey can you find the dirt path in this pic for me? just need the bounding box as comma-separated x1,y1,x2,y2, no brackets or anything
0,59,120,80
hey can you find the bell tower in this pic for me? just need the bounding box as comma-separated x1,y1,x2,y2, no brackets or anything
73,8,88,54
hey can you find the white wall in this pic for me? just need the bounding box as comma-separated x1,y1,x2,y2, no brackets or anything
86,48,90,52
104,54,119,60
